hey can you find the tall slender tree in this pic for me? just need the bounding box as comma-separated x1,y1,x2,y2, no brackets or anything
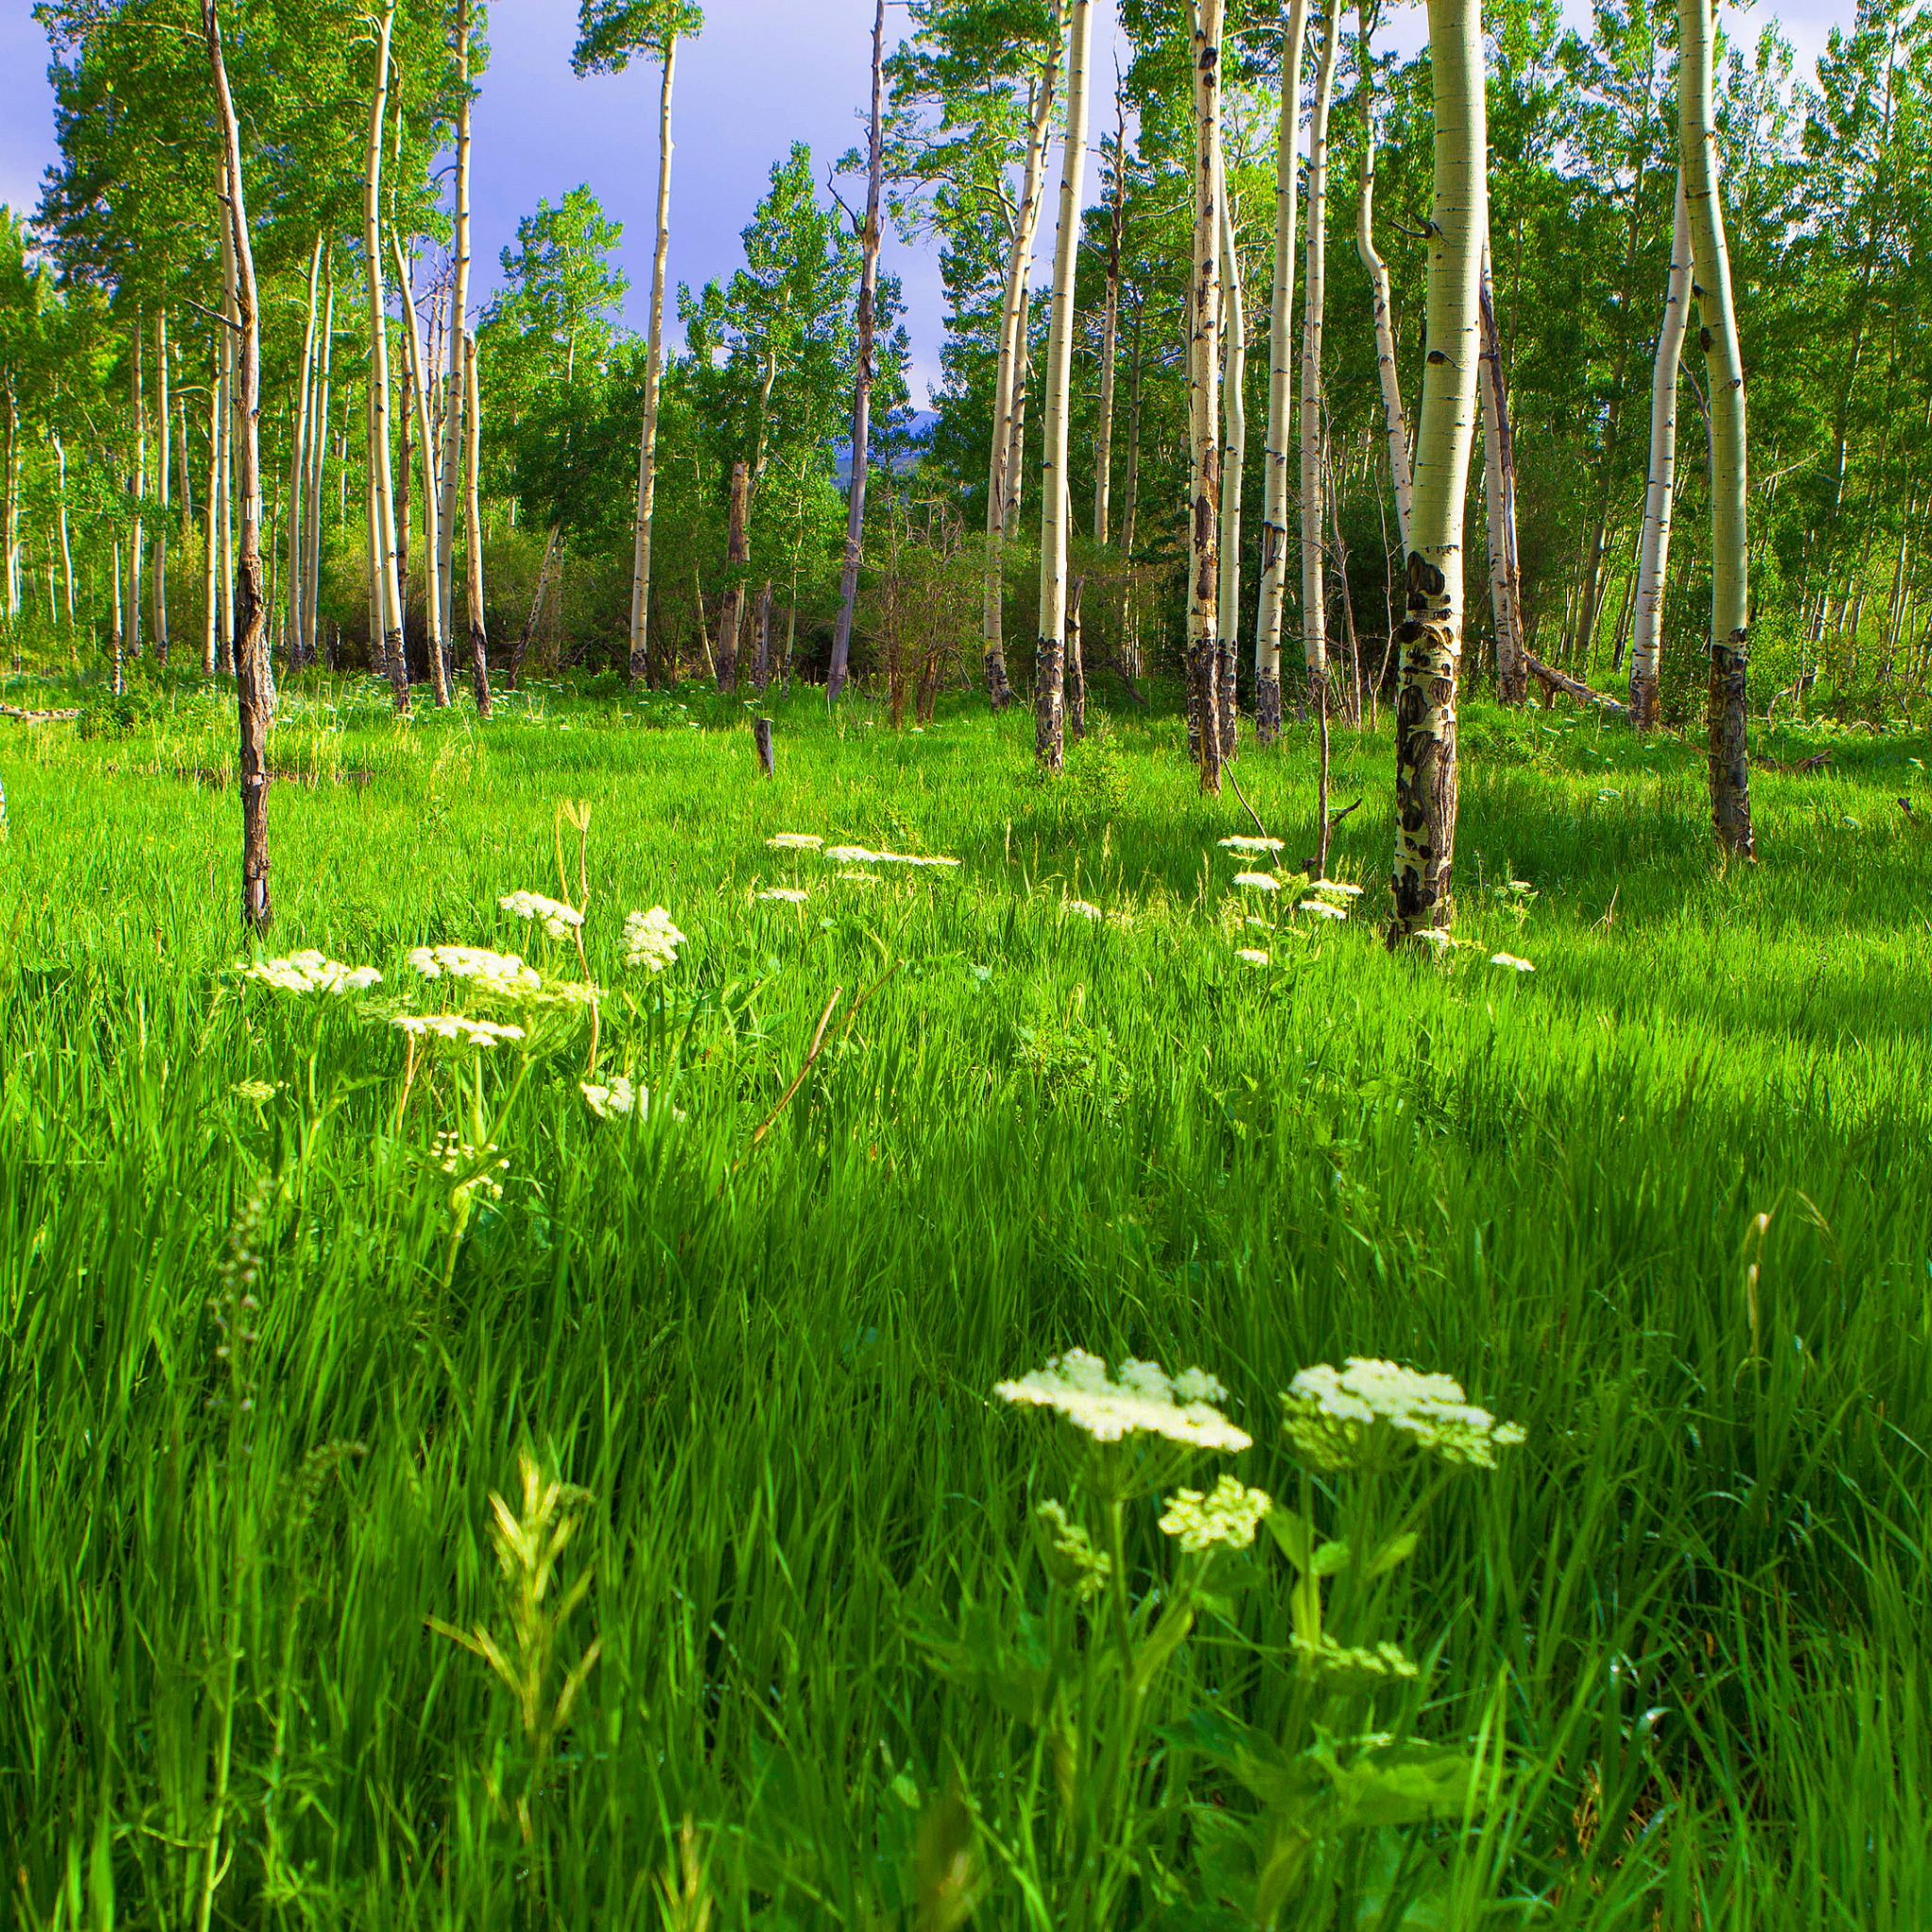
1630,172,1690,725
1257,0,1309,744
1389,0,1485,941
826,0,889,705
363,0,408,710
1679,0,1754,853
1034,0,1093,771
1188,0,1226,794
1300,4,1341,747
1354,0,1410,547
573,0,703,691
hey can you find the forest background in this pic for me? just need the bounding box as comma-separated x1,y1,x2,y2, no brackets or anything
0,0,1923,723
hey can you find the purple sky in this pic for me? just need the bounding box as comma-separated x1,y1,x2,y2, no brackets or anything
0,0,1857,404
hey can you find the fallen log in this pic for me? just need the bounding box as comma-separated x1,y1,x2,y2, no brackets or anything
1524,655,1627,715
0,704,80,723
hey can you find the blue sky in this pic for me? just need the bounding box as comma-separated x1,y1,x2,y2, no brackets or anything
0,0,1858,405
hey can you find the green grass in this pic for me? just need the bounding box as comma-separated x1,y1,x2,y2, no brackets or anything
0,668,1927,1929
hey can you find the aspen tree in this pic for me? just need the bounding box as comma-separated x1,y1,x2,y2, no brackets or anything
154,308,169,661
1034,0,1094,772
1188,0,1226,795
363,0,408,711
1477,250,1524,700
826,0,890,706
203,0,272,934
219,195,237,672
287,237,321,669
1388,0,1484,941
715,459,749,690
1354,0,1410,547
1256,0,1308,744
202,338,220,675
574,1,702,690
438,0,476,664
1679,0,1752,853
1630,172,1690,727
130,310,144,659
392,230,449,704
1093,82,1127,543
1300,4,1341,735
462,328,491,712
304,258,335,666
1215,175,1244,761
982,30,1059,708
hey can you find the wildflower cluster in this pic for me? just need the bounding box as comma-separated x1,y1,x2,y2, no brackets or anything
242,951,382,995
392,1013,526,1049
824,844,961,869
499,891,584,941
408,945,541,999
579,1074,635,1120
1219,835,1285,854
1235,947,1270,966
624,907,686,973
1033,1500,1112,1601
431,1129,509,1206
1158,1474,1274,1553
1067,900,1103,921
1232,871,1281,892
1280,1359,1526,1473
757,887,808,905
1490,953,1536,973
1291,1636,1421,1691
995,1350,1251,1452
766,832,824,851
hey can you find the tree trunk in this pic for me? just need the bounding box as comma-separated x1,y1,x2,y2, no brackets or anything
1629,172,1690,728
1356,0,1412,551
287,238,321,672
1388,0,1484,943
626,34,677,689
130,310,145,660
53,432,75,625
510,525,559,689
1187,0,1226,795
155,308,171,661
203,331,222,675
204,0,272,933
1478,248,1526,702
439,0,475,660
716,458,749,691
826,0,888,705
392,230,448,703
1118,300,1145,672
1300,5,1341,740
1034,0,1093,774
1092,80,1126,543
1066,576,1087,738
1679,0,1753,855
304,258,334,667
363,0,408,712
220,202,237,674
753,578,773,692
1215,173,1245,762
1256,0,1308,744
462,330,491,714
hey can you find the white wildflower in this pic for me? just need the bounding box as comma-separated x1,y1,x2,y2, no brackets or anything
1219,835,1286,854
1307,879,1364,899
527,978,603,1008
1067,900,1104,921
242,950,383,996
580,1074,635,1120
498,890,585,941
1299,900,1349,921
623,906,687,972
1236,947,1271,966
230,1078,281,1104
1281,1358,1526,1473
407,945,542,998
1033,1500,1111,1601
431,1129,509,1205
392,1013,527,1048
836,870,883,884
767,833,824,851
1411,928,1454,948
824,844,880,863
758,887,809,904
1232,871,1281,891
876,851,961,869
995,1349,1251,1452
1159,1474,1274,1553
1489,952,1535,973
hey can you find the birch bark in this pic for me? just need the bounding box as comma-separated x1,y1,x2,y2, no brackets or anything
1216,177,1244,761
1679,0,1752,854
1092,83,1126,544
288,238,320,670
1034,0,1094,772
1300,5,1341,724
1477,248,1525,701
628,33,677,688
462,329,491,713
363,0,409,711
1355,0,1411,547
1388,0,1484,941
1256,0,1307,743
155,308,170,661
1629,172,1690,727
1187,0,1226,794
392,230,449,703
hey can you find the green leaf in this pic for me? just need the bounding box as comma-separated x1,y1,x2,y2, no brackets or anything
1264,1506,1314,1572
1311,1539,1352,1577
1365,1531,1420,1578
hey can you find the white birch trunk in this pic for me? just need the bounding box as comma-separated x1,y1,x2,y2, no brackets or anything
1300,5,1341,716
1477,248,1525,701
462,329,491,713
288,236,321,671
1256,0,1308,742
1187,0,1226,793
130,312,145,659
1629,171,1690,726
392,229,448,704
1389,0,1484,940
54,432,74,625
203,339,221,675
1679,0,1752,853
985,42,1058,705
154,308,170,660
305,261,334,662
627,31,677,689
364,0,408,711
1033,0,1093,772
1215,175,1245,760
1092,85,1125,543
1356,0,1412,550
438,0,474,662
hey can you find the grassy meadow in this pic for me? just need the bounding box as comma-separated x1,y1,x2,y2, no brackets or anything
0,668,1927,1929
